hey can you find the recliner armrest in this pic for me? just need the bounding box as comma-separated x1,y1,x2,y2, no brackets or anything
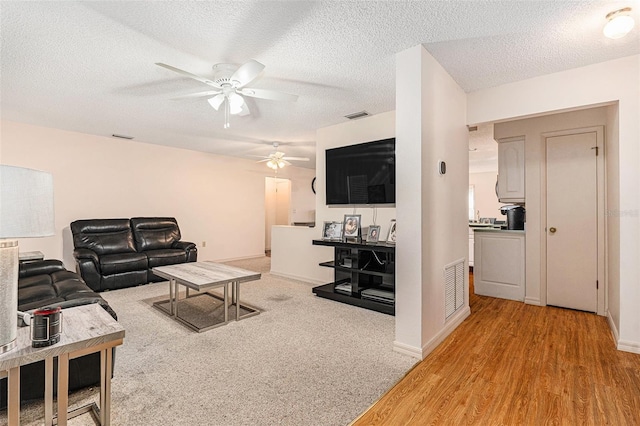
73,248,100,265
19,260,66,279
18,297,117,327
172,241,197,251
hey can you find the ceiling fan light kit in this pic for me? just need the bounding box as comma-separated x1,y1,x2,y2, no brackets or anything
157,59,298,129
603,7,635,39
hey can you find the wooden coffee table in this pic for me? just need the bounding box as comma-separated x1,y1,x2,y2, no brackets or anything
152,261,261,332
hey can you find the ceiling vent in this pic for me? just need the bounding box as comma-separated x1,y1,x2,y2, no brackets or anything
111,134,134,140
344,111,370,120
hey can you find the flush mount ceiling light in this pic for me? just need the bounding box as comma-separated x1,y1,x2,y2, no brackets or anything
603,7,635,39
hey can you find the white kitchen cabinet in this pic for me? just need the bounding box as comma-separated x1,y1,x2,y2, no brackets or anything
497,136,525,203
474,229,525,301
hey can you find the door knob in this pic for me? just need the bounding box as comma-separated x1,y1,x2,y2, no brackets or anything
549,227,557,234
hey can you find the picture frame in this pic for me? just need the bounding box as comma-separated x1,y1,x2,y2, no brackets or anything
322,221,343,240
386,220,396,243
343,214,361,238
366,225,381,243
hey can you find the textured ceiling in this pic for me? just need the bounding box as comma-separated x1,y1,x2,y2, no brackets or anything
1,1,638,168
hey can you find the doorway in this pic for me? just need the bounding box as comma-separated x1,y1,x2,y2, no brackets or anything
544,126,605,313
265,177,291,252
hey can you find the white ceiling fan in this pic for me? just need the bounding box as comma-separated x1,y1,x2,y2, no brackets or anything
156,59,298,128
254,142,310,170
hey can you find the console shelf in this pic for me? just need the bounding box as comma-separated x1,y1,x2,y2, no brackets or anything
312,239,395,315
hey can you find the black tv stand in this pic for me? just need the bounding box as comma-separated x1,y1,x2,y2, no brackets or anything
312,239,395,315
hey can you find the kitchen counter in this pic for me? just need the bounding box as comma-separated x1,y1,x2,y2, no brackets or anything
474,229,525,301
473,228,524,234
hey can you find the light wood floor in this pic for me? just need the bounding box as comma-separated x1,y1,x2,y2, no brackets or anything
353,273,640,425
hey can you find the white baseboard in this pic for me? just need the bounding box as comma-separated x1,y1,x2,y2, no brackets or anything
617,339,640,354
421,306,471,358
524,297,542,306
269,270,324,285
606,311,640,354
393,341,423,359
393,305,471,360
216,254,266,262
607,311,620,342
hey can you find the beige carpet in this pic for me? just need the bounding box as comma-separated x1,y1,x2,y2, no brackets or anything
5,257,415,425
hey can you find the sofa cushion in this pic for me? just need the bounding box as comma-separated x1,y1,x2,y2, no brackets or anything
71,219,136,255
18,283,58,306
100,252,148,275
18,274,52,290
145,249,188,268
54,278,96,299
131,217,181,251
18,297,66,312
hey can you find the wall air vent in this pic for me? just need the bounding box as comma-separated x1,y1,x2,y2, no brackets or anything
344,111,370,120
111,134,134,140
467,125,478,132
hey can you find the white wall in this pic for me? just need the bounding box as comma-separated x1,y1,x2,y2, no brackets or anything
468,55,640,353
1,120,313,268
270,111,397,281
395,45,469,358
469,172,502,221
494,106,612,308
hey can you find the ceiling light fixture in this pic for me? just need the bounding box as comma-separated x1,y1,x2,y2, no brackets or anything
603,7,635,39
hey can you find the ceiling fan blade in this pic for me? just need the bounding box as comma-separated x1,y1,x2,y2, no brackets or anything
255,158,271,163
207,94,226,110
239,87,298,102
230,59,265,87
282,156,310,161
282,159,292,166
170,90,221,100
156,63,220,88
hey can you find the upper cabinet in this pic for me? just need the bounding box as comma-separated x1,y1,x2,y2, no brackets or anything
497,137,525,203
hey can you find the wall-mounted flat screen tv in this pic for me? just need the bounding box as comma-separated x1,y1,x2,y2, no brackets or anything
325,138,395,205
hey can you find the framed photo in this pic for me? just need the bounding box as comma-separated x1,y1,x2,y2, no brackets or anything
367,225,381,243
343,214,361,238
387,220,396,243
322,221,343,240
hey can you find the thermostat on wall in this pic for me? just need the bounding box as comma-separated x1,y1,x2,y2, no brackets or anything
438,160,446,175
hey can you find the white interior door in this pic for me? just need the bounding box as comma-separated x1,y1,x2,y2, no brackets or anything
546,131,598,312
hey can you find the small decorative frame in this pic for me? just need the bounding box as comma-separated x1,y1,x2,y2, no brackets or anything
386,220,396,244
343,214,361,238
322,221,343,240
367,225,381,243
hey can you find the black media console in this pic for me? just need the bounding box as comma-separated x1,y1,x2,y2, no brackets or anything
312,239,395,315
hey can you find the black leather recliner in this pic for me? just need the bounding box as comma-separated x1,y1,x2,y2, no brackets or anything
71,217,197,292
0,259,117,409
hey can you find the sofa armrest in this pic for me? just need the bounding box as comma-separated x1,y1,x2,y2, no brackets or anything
172,241,196,251
73,249,102,291
18,297,117,327
73,248,100,265
19,259,66,279
173,241,198,262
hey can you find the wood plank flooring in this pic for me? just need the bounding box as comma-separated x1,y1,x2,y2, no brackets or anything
352,273,640,425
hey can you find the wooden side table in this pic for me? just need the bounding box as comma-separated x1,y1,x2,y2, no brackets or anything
0,304,125,425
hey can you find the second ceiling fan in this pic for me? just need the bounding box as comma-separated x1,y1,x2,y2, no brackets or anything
254,142,310,170
156,59,298,128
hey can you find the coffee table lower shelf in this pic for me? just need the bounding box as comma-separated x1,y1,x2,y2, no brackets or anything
312,283,395,316
153,289,259,332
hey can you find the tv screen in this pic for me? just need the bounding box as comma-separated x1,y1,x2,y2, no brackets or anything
325,138,395,205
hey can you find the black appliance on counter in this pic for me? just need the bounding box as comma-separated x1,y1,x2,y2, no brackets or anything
500,205,526,230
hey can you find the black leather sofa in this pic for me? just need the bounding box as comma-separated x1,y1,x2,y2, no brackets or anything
0,259,117,409
71,217,197,292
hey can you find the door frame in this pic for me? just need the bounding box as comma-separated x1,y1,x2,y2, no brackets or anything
540,126,606,315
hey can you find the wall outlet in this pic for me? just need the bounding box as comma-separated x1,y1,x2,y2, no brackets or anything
202,241,206,247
